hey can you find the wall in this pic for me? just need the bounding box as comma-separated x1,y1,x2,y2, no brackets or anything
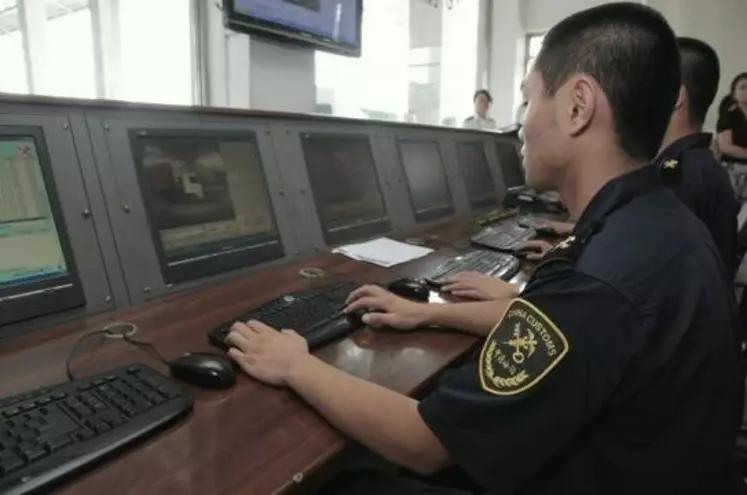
649,0,747,130
486,0,524,126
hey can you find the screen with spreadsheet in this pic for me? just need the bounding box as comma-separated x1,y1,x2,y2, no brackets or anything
130,130,284,283
0,138,69,288
301,134,389,244
397,139,454,222
456,142,497,208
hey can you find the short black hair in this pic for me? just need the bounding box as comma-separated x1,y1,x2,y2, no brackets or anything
534,2,680,161
678,37,720,127
474,89,493,103
731,72,747,96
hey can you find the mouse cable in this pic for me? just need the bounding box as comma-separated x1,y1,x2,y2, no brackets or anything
66,330,172,381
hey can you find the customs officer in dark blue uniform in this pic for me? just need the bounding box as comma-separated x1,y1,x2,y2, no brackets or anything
223,4,745,495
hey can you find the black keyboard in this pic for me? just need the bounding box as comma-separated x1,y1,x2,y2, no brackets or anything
470,221,536,252
472,206,519,227
425,250,521,286
0,364,192,495
208,281,362,351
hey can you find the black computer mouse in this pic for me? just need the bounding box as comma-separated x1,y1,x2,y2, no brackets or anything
169,352,236,390
387,278,430,302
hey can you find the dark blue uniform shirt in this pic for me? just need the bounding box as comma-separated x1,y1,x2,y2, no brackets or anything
419,165,744,495
657,132,738,276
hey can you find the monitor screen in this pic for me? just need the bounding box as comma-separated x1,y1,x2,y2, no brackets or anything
456,142,497,209
226,0,362,56
0,130,84,327
130,130,284,284
397,139,454,223
301,134,389,245
496,141,525,188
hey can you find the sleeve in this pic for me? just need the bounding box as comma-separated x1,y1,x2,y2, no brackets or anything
418,269,636,494
717,109,737,133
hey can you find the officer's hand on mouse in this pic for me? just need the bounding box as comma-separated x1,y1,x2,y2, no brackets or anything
226,320,308,386
516,239,554,261
536,220,574,236
343,285,426,330
440,272,520,301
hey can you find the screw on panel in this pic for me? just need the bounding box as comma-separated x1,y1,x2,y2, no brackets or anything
82,209,92,219
62,122,70,130
143,286,151,293
104,296,112,303
292,473,304,484
104,125,110,131
123,204,131,213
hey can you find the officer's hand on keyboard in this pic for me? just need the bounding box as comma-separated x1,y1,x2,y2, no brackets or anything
537,220,575,235
343,285,427,330
516,239,554,261
226,320,308,386
440,272,520,301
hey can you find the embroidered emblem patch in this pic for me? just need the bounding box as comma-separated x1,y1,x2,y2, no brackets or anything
479,298,569,396
662,159,678,170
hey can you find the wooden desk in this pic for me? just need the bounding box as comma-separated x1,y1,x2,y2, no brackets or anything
0,218,534,495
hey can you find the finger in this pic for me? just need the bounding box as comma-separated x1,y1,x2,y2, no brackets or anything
246,319,276,335
526,251,546,261
451,289,488,300
230,321,257,338
345,284,385,305
226,330,253,352
228,347,251,371
517,239,548,249
361,311,397,328
280,329,306,343
440,281,472,293
345,295,390,313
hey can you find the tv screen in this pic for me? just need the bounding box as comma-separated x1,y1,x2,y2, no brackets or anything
224,0,362,57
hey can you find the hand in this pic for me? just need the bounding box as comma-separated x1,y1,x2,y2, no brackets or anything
440,272,519,301
226,320,309,386
516,239,554,261
537,220,574,235
344,285,429,330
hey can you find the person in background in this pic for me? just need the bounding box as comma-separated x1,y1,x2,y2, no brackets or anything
515,82,528,125
444,38,740,300
462,89,497,130
225,4,744,494
718,72,747,200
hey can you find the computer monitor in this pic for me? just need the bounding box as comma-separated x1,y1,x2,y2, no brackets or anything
456,142,497,210
301,133,389,245
496,141,525,189
0,127,85,327
129,129,284,284
396,139,454,223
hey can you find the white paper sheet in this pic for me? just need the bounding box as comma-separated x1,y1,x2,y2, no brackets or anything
332,237,434,268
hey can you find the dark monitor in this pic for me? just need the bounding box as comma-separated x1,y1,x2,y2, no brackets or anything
129,129,284,284
397,139,454,223
0,127,85,327
301,134,389,245
456,142,497,210
496,141,525,189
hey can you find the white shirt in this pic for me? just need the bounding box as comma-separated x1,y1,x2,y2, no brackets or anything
462,115,497,130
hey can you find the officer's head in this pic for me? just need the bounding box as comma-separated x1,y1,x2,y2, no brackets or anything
731,73,747,106
519,2,680,191
674,37,720,129
473,89,493,117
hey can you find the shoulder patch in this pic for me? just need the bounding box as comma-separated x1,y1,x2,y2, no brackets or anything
479,298,569,396
660,158,682,186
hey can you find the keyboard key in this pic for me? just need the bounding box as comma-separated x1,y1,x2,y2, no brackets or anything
43,434,73,452
20,445,47,463
0,451,25,475
2,407,20,418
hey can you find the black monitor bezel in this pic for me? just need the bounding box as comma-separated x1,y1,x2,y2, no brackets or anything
300,132,390,246
395,138,455,224
456,141,498,210
128,128,285,285
496,140,525,189
0,126,85,327
223,0,363,57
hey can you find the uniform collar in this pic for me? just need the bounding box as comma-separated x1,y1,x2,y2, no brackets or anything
656,132,712,164
573,165,663,234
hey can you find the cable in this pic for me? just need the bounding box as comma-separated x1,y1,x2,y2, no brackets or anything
66,330,109,381
122,334,172,366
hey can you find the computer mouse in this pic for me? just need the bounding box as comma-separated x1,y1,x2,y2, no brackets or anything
514,245,545,259
387,278,430,302
169,352,236,390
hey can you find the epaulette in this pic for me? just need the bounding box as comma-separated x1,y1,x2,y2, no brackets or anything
659,158,682,187
541,221,603,265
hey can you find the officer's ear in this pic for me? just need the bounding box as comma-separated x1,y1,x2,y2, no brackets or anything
674,85,687,112
561,74,596,138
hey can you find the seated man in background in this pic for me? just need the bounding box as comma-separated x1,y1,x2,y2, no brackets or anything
226,4,744,494
462,89,497,130
445,36,739,300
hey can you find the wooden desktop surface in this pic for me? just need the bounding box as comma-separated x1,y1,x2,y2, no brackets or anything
0,218,534,495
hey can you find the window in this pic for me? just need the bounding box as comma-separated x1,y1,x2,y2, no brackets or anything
116,0,195,105
0,1,29,94
525,33,545,76
41,0,96,98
